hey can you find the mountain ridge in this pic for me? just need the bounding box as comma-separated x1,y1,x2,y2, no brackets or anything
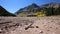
15,3,39,14
15,2,60,16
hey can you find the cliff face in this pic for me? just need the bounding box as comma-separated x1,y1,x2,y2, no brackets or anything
0,6,16,16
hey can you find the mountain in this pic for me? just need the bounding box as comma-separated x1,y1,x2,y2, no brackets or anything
15,3,40,14
0,6,16,16
15,2,60,17
41,2,60,8
41,2,60,16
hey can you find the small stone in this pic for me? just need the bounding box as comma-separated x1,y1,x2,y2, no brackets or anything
47,30,50,31
50,27,52,28
0,29,2,32
40,31,43,33
36,26,39,28
56,27,58,29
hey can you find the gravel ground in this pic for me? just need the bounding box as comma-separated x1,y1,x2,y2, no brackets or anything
0,17,60,34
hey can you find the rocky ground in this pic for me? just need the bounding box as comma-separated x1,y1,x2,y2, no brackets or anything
0,17,60,34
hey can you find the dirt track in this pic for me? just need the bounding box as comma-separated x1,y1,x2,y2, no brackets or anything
0,17,60,34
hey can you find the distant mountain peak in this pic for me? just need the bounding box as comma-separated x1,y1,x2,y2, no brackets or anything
30,3,39,7
31,3,37,6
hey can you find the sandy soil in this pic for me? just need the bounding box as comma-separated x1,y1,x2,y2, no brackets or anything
0,17,60,34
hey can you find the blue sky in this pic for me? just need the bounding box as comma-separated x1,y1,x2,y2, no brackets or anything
0,0,60,13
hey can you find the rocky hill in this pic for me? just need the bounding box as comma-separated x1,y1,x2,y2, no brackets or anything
15,2,60,17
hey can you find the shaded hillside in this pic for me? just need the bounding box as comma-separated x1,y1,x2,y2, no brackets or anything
15,2,60,17
0,6,16,16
